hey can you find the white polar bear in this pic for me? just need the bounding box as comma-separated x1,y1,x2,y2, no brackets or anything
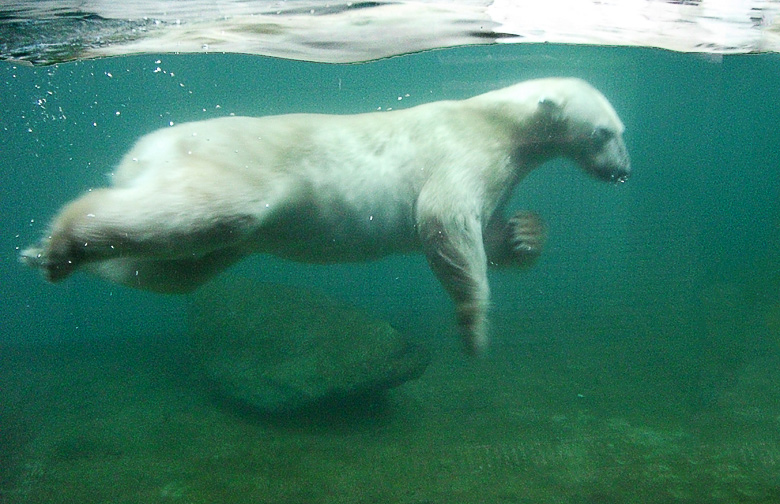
21,78,630,354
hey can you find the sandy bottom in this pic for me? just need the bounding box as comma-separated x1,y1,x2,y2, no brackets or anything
2,310,780,504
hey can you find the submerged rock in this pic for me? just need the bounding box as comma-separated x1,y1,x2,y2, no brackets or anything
189,278,429,415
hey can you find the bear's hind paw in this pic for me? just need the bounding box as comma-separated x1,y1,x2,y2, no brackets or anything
19,244,78,283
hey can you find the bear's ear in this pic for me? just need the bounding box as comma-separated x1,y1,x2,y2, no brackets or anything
536,97,565,128
537,96,562,116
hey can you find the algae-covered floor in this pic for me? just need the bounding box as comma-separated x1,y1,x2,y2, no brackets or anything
2,308,780,504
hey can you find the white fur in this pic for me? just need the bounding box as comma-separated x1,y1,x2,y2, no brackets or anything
21,78,630,354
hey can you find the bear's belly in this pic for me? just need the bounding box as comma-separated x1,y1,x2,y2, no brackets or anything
252,192,419,264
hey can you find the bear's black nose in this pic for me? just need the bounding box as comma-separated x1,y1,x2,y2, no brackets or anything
590,160,630,184
611,165,630,184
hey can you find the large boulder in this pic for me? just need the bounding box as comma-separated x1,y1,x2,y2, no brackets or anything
189,278,430,415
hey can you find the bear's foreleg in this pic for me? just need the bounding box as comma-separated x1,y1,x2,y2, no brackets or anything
418,207,491,355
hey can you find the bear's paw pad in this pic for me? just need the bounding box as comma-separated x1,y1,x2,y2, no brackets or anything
507,211,546,258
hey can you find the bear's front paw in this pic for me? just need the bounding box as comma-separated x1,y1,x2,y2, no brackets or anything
507,211,546,264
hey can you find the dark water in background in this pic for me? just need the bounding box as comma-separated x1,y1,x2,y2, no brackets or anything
2,45,780,502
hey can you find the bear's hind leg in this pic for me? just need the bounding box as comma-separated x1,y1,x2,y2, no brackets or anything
21,189,123,283
21,186,258,284
85,246,246,293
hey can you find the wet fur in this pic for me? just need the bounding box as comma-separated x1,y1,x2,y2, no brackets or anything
21,78,630,354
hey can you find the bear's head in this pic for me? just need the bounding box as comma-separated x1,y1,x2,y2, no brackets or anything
536,79,631,184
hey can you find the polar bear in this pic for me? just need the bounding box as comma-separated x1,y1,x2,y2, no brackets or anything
21,77,630,354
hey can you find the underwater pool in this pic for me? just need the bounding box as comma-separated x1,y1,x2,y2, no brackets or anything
2,42,780,503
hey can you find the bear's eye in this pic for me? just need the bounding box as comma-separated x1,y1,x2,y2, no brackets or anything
590,126,613,144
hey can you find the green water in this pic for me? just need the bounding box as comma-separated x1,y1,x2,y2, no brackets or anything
2,45,780,503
